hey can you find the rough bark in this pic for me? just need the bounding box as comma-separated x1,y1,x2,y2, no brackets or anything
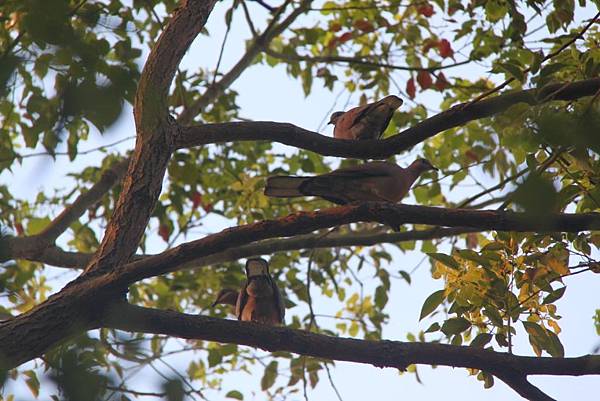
12,227,476,270
0,0,218,369
114,203,600,286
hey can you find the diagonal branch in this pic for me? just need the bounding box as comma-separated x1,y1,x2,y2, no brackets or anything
177,0,311,124
102,303,600,401
83,0,219,277
495,372,556,401
39,159,129,242
3,159,128,261
115,203,600,287
177,78,600,159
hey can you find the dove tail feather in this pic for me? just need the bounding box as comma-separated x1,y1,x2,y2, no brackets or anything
265,176,309,197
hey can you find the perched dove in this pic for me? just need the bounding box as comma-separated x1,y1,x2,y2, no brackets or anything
264,158,437,205
212,258,285,326
328,95,404,140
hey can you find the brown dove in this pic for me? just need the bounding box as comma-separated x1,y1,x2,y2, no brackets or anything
264,158,437,205
212,258,285,326
328,95,404,140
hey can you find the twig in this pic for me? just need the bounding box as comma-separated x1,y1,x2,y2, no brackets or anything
265,48,472,72
465,11,600,107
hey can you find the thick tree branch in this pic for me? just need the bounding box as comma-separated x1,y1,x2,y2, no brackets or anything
177,0,311,124
177,78,600,159
0,0,219,370
102,303,600,401
13,227,474,270
83,0,218,277
115,203,600,287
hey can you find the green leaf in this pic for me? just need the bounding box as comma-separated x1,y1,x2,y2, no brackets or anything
470,333,493,348
456,249,492,268
542,286,566,305
207,349,222,367
374,285,389,308
260,361,278,391
441,317,471,336
483,307,503,326
424,322,440,333
398,270,411,284
26,217,51,235
226,390,244,400
419,289,445,320
497,62,525,82
545,329,565,357
427,253,460,270
24,370,40,398
511,174,558,216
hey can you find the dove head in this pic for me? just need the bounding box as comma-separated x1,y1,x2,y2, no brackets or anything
411,158,438,173
245,257,270,278
328,111,345,125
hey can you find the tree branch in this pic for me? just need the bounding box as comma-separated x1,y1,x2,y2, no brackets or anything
177,0,311,124
102,303,600,401
114,203,600,287
3,159,128,262
177,78,600,159
11,227,474,270
495,372,556,401
40,159,129,242
264,47,472,72
0,0,220,371
83,0,218,277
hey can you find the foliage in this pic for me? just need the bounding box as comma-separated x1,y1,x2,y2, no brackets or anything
1,0,600,399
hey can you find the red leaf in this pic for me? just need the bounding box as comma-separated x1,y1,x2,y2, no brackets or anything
406,78,416,99
202,202,213,213
417,70,433,89
191,191,203,209
448,7,458,16
330,22,342,32
353,19,374,33
435,72,449,90
438,39,454,58
417,4,434,17
465,149,479,162
158,224,170,242
14,222,24,236
338,32,353,43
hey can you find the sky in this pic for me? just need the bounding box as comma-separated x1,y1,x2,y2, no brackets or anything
1,1,599,400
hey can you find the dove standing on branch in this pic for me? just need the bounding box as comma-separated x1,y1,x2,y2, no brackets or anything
264,158,437,205
212,258,285,326
328,95,404,140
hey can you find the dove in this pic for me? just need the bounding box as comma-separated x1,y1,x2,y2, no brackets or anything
328,95,404,140
264,158,437,205
211,258,285,326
